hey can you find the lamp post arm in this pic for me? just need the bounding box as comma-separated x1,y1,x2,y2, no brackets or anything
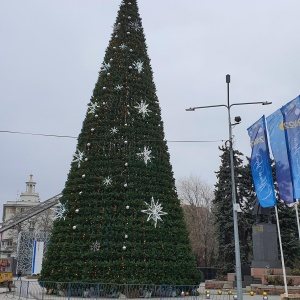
186,101,271,112
185,104,228,111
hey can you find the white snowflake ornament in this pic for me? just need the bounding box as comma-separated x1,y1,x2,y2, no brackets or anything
112,23,120,33
130,21,141,31
101,62,111,72
103,176,112,186
90,241,101,251
141,197,168,228
73,149,85,168
87,102,99,115
133,60,143,73
134,100,151,118
119,43,127,50
52,201,67,221
137,146,153,165
115,85,123,91
111,127,118,134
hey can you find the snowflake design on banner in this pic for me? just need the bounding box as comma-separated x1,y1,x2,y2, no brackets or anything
133,60,143,73
129,21,141,31
119,43,127,50
52,201,67,221
115,85,123,91
73,149,85,168
101,62,111,72
141,197,168,228
103,176,112,186
87,101,99,114
137,146,153,165
134,100,151,118
111,127,118,134
90,241,101,251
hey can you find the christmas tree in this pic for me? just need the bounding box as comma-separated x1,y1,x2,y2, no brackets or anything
40,0,201,285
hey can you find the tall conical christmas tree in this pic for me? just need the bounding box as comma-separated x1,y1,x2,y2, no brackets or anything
40,0,201,285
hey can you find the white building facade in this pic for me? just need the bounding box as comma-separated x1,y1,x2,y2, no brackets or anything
1,175,54,261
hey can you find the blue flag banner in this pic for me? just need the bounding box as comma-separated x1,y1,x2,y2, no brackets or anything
280,95,300,199
266,109,294,204
248,116,276,208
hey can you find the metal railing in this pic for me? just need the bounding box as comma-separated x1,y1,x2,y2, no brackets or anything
0,280,237,300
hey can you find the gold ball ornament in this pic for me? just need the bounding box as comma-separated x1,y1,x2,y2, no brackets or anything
228,290,232,295
218,290,222,295
185,292,189,296
206,290,210,295
262,292,268,296
250,291,254,296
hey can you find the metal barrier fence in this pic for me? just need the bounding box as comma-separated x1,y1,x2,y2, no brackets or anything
1,280,236,300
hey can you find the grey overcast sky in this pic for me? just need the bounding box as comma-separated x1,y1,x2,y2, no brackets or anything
1,0,300,214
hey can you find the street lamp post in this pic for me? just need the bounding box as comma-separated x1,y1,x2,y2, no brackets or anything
186,74,271,300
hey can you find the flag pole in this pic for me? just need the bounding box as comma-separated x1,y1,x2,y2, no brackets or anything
295,201,300,242
275,205,288,296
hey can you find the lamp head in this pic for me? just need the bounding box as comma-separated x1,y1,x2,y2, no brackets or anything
262,101,272,105
234,116,241,123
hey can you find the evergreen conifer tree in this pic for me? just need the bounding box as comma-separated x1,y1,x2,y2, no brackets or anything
40,0,201,285
213,146,251,274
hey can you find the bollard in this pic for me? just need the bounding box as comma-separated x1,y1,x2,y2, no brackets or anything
206,290,210,299
233,295,238,300
262,291,268,300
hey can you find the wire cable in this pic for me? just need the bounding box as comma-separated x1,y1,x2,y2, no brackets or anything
0,130,224,143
